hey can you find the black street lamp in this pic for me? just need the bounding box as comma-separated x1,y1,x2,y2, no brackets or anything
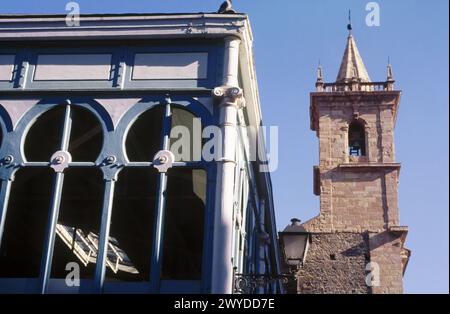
279,218,311,268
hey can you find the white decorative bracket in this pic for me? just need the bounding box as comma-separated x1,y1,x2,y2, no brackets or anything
50,150,72,173
152,150,175,173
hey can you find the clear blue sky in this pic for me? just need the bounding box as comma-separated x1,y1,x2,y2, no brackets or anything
1,0,448,294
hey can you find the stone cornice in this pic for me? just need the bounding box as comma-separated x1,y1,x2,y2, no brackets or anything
338,162,401,175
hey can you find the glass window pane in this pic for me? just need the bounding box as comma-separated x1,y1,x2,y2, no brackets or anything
68,107,103,162
106,168,158,282
170,107,202,162
0,168,53,278
162,168,206,280
126,106,164,162
24,106,65,162
50,168,104,279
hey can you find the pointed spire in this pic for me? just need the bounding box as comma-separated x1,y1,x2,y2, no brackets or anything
336,28,371,83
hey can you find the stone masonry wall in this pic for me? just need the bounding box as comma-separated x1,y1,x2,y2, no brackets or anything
316,104,396,168
304,168,399,233
368,231,404,294
297,233,371,294
329,170,388,232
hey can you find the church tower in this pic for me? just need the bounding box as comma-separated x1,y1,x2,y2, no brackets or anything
299,28,410,294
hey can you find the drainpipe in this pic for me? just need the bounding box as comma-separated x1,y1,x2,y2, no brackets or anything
211,36,243,294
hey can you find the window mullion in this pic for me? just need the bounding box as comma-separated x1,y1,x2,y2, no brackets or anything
94,179,116,292
149,172,168,291
39,104,73,294
149,101,171,291
162,101,171,151
38,171,65,294
60,105,73,151
0,179,12,246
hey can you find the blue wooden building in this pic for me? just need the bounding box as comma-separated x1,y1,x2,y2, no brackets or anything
0,13,282,294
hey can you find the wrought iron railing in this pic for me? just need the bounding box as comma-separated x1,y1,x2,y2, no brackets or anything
233,268,296,294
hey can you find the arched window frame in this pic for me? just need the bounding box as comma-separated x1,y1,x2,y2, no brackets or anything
347,118,368,158
0,95,216,294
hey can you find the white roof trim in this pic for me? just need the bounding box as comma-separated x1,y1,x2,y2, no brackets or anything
0,13,248,41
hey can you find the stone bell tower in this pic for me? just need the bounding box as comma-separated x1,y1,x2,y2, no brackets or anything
298,29,410,294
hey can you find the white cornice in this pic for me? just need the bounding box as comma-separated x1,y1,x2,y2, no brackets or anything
0,13,248,41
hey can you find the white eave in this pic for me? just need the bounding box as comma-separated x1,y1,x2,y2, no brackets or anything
0,13,249,41
238,16,262,135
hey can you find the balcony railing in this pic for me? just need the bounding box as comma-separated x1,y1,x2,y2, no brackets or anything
317,81,394,92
